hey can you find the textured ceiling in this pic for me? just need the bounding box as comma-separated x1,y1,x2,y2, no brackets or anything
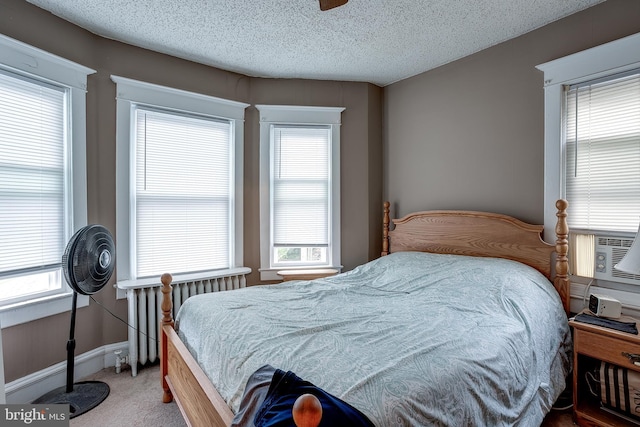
26,0,604,86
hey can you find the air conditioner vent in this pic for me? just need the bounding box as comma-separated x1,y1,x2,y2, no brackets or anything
595,236,640,285
598,237,633,248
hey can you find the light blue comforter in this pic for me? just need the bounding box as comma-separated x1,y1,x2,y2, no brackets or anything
175,251,572,426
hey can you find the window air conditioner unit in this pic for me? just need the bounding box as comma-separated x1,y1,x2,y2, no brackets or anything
595,236,640,285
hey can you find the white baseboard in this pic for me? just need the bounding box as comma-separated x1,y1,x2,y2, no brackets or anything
4,341,128,404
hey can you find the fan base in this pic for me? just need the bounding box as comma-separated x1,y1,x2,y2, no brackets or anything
32,380,110,419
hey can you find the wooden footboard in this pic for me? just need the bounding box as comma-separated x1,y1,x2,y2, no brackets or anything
160,273,323,427
160,273,234,427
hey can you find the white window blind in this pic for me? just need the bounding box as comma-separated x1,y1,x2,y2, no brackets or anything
565,70,640,233
272,125,330,248
134,107,233,278
0,70,66,299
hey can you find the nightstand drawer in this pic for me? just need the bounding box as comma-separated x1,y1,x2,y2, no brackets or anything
575,329,640,370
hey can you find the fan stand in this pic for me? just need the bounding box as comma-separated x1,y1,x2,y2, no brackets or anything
32,292,110,418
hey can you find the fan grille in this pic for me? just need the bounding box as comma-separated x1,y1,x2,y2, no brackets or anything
63,225,115,295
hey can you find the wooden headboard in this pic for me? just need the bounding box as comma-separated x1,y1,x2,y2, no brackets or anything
381,200,569,314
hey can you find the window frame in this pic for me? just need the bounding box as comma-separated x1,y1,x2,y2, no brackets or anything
112,76,249,297
537,32,640,243
0,34,94,327
256,105,344,281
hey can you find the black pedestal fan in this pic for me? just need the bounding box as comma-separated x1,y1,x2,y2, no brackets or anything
33,225,115,418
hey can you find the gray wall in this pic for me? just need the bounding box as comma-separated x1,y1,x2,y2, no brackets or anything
0,0,382,382
384,0,640,224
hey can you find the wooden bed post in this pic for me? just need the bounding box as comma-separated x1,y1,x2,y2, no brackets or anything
382,201,390,256
160,272,174,404
554,200,570,315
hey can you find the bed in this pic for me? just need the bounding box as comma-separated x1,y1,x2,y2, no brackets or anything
160,199,572,427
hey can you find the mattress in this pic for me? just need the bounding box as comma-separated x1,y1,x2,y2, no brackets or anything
175,251,572,426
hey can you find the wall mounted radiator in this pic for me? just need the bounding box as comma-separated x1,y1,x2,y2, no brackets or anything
117,267,251,376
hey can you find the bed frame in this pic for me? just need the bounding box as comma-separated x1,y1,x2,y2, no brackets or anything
160,199,569,427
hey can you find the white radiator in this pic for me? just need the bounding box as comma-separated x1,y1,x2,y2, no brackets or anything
119,267,251,376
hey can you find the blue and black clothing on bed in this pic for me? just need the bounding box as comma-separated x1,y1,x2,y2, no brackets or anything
231,365,374,427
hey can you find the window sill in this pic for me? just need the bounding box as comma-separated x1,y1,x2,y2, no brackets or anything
260,266,342,282
277,268,339,281
0,292,88,328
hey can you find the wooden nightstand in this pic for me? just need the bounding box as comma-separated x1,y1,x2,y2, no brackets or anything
277,268,338,281
570,314,640,426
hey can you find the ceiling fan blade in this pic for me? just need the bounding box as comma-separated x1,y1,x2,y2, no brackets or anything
319,0,348,11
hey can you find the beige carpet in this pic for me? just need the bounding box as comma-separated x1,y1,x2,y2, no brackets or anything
69,364,186,427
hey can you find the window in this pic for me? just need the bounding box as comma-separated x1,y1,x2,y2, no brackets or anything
113,76,248,293
565,71,640,234
256,105,344,280
272,125,331,266
0,34,94,327
538,32,640,290
0,71,66,305
537,32,640,242
134,108,233,277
